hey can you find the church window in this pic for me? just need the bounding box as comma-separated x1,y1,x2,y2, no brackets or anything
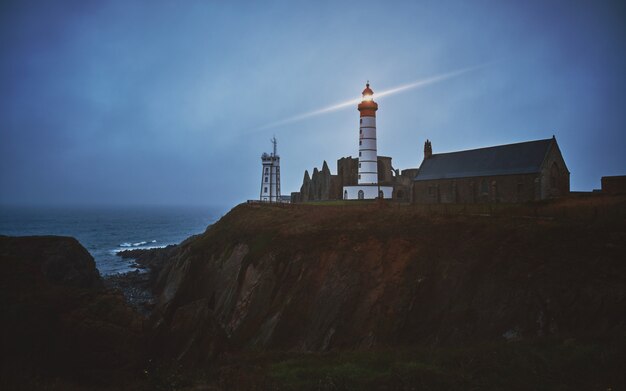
550,162,558,188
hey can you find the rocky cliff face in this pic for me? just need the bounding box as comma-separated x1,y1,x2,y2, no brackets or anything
149,198,626,364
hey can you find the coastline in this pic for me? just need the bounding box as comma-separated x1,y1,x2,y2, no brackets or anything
103,243,183,316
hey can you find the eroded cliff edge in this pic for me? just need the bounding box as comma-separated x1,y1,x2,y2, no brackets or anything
148,197,626,364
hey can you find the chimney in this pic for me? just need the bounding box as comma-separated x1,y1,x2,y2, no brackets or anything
424,139,433,159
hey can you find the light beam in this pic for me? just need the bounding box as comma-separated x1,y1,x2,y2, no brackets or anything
256,63,490,131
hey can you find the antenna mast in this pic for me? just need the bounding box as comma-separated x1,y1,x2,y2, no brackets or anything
271,136,277,157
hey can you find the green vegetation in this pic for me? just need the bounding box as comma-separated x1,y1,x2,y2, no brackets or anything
264,340,622,390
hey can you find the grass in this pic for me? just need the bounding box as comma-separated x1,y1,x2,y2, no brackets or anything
263,339,623,390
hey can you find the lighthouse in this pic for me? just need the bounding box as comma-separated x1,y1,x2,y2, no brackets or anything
260,137,281,202
358,82,379,185
343,82,393,200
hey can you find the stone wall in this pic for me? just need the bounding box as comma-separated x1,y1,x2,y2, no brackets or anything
539,142,570,199
413,173,541,204
602,175,626,194
413,140,570,204
337,157,358,187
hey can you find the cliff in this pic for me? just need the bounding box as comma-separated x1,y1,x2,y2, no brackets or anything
149,196,626,366
2,196,624,389
0,236,145,389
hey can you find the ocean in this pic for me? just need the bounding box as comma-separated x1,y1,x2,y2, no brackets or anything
0,205,228,275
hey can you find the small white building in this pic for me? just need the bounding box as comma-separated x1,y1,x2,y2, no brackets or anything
343,82,393,200
260,137,281,202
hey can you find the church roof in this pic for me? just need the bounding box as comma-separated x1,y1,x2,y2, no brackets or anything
414,138,556,181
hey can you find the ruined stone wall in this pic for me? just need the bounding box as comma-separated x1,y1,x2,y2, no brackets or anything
337,157,358,187
392,168,418,202
377,156,394,184
602,175,626,194
292,161,337,202
292,156,417,202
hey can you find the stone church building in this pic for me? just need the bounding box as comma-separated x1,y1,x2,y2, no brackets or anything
291,136,569,204
413,136,570,203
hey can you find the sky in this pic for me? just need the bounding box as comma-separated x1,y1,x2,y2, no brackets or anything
1,0,625,206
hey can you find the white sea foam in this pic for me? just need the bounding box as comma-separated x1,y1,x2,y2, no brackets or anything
110,244,169,255
119,240,157,248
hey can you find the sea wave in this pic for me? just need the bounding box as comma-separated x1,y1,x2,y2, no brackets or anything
110,243,169,255
119,240,157,248
112,240,166,254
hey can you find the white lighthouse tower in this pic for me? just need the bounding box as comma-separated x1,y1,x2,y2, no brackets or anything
343,82,393,200
260,137,281,202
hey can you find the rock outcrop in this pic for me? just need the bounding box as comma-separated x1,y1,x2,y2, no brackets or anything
0,236,145,389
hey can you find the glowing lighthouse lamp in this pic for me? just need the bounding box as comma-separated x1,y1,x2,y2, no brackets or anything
343,82,393,200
